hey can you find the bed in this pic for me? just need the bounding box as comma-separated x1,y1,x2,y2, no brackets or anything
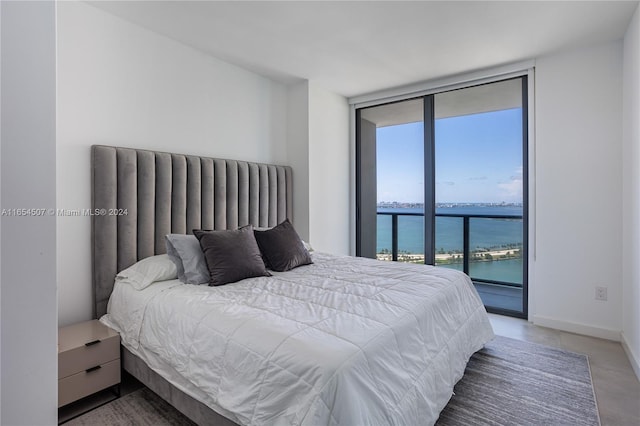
92,145,494,426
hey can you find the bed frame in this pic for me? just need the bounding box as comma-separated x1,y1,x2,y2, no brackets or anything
91,145,293,425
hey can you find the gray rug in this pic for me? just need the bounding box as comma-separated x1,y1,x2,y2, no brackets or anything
436,336,600,426
65,387,195,426
67,336,600,425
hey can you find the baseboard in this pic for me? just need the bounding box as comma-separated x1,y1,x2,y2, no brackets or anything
621,333,640,381
532,315,621,341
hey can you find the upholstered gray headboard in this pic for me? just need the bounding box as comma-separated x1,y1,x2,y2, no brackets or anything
91,145,293,318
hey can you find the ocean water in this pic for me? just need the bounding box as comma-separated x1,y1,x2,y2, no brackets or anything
377,206,524,284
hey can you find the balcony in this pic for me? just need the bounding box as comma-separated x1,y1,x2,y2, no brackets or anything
377,210,525,315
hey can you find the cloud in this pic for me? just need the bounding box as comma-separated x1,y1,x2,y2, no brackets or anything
498,178,522,197
508,166,523,180
468,176,487,181
437,181,455,186
497,167,523,200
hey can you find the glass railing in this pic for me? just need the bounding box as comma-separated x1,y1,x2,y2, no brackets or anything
377,211,524,287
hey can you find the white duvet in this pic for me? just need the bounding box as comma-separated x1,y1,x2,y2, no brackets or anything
102,252,494,426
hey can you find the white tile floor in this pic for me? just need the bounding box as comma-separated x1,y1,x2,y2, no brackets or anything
489,313,640,426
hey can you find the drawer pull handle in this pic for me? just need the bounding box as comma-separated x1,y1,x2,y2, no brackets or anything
86,365,102,373
85,339,101,347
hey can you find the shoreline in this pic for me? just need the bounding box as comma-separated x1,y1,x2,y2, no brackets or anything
377,248,522,263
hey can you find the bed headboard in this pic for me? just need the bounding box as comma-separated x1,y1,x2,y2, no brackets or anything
91,145,293,318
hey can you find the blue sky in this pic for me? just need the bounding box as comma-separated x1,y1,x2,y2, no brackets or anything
376,108,523,204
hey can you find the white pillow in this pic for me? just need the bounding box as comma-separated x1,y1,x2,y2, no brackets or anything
116,254,178,290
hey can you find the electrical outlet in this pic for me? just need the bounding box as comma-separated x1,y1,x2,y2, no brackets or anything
595,286,608,301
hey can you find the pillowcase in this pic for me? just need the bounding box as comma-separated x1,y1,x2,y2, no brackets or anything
255,225,314,252
115,254,178,290
253,219,313,272
302,240,314,252
165,234,209,284
194,225,271,286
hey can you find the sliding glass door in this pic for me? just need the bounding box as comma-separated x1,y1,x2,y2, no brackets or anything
357,99,426,262
356,76,528,317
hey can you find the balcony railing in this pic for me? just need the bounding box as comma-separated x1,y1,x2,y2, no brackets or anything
377,211,524,287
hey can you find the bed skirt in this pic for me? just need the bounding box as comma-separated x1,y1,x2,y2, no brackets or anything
122,346,238,426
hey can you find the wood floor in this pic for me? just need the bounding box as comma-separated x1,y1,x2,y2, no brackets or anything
488,313,640,426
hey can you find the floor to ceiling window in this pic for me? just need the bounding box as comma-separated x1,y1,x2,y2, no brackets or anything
356,76,528,317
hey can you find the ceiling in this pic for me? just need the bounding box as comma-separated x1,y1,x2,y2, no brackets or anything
360,77,523,126
88,1,638,98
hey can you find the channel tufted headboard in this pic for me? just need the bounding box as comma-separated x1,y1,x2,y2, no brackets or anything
91,145,293,318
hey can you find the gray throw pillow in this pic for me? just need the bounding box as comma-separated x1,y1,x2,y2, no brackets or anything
253,219,313,272
194,226,271,286
165,234,210,284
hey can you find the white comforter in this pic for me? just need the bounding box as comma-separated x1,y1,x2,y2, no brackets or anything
102,252,494,426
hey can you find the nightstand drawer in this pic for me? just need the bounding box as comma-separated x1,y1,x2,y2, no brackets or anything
58,358,120,407
58,333,119,378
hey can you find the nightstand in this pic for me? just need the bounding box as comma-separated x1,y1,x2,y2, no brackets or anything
58,319,120,408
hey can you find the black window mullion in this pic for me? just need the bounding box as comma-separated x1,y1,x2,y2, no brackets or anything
423,95,435,265
521,75,529,318
355,108,363,257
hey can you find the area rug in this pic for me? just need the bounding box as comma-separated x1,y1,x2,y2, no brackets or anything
66,336,600,425
436,336,600,426
65,387,196,426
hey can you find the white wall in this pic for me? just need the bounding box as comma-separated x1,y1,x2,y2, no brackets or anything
1,4,3,419
286,82,311,241
532,41,623,339
57,2,289,326
622,4,640,378
286,81,350,255
1,1,58,424
308,83,350,254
